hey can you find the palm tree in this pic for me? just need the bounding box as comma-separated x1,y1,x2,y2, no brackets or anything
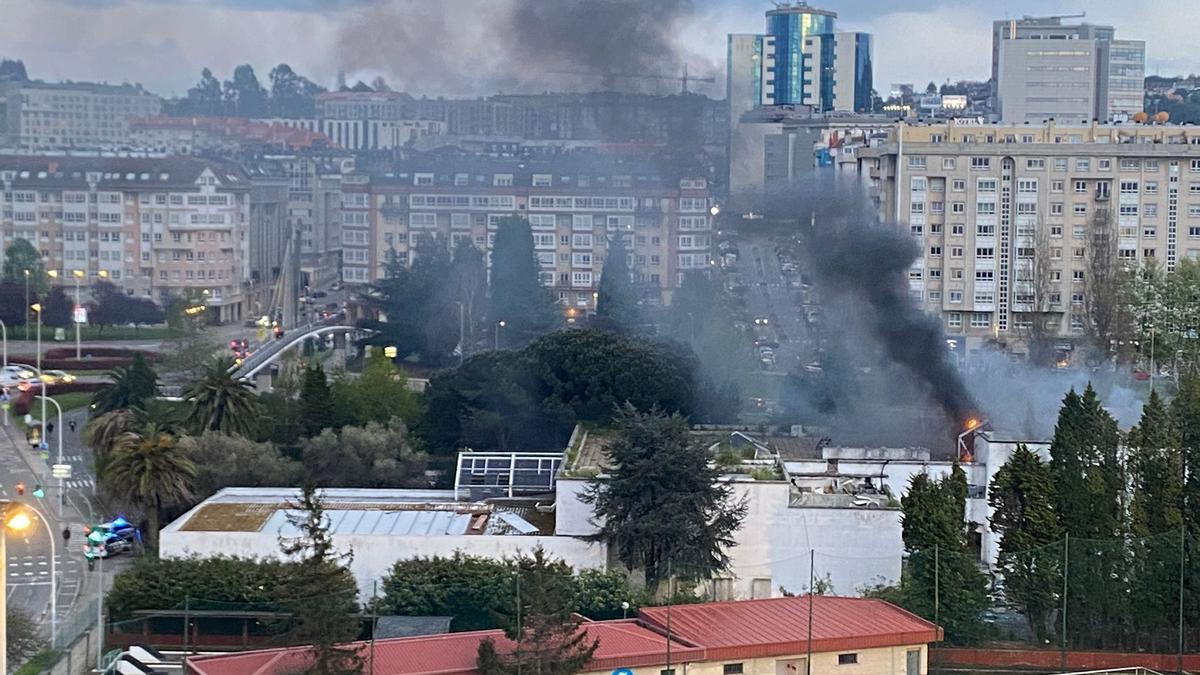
91,354,158,414
84,400,187,475
103,421,196,551
186,357,260,437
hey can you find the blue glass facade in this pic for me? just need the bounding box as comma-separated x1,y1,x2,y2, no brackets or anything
852,33,873,112
766,7,836,105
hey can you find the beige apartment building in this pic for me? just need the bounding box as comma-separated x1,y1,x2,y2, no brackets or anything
0,155,250,322
862,120,1200,355
341,155,714,314
0,81,162,149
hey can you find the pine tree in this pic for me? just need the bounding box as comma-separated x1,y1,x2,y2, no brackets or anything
1171,375,1200,640
489,217,559,347
476,548,599,675
279,484,362,675
299,364,334,438
594,236,640,333
988,444,1060,643
582,405,747,593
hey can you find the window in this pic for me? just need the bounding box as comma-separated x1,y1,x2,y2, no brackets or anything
952,202,965,214
1120,181,1139,194
928,269,942,278
839,654,859,665
970,157,990,170
1145,181,1159,195
977,178,997,193
976,270,994,282
977,202,996,215
1050,247,1063,259
1017,179,1038,193
723,665,745,675
930,246,942,256
951,224,964,235
1051,180,1065,193
1192,159,1200,173
908,156,927,169
1076,159,1090,171
929,290,942,300
1026,158,1045,170
1120,158,1140,171
951,179,965,192
532,174,552,187
1074,204,1088,216
942,158,957,170
977,224,995,236
976,247,994,259
1074,180,1088,194
493,173,513,187
911,176,927,192
1073,269,1085,281
1098,159,1111,171
948,311,962,327
1054,158,1068,172
970,312,991,328
1073,247,1086,258
950,246,964,258
910,202,925,214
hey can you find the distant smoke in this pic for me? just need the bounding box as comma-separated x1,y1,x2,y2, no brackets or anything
335,0,713,95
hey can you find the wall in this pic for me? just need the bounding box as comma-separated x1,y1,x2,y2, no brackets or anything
685,644,927,675
555,477,599,537
933,647,1200,673
725,481,903,598
160,530,607,599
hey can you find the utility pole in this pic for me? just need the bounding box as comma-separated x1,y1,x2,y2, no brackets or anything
1061,534,1069,669
665,557,672,673
933,545,940,627
1178,527,1185,675
806,549,815,675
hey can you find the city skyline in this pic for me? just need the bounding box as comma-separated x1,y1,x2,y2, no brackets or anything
4,0,1198,100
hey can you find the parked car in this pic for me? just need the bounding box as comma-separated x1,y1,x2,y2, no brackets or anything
84,517,141,559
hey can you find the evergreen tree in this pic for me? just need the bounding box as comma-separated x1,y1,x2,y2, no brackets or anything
899,468,988,644
2,239,46,292
582,405,747,593
476,548,599,675
1048,384,1127,648
42,285,73,328
594,236,640,333
1126,390,1184,648
223,64,269,117
299,363,334,438
451,239,488,354
1171,375,1200,639
988,444,1060,643
489,217,559,347
279,484,362,675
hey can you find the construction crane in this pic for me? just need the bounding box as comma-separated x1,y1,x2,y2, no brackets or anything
549,64,716,95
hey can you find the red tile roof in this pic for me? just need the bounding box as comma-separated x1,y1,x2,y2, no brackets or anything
637,595,942,661
185,620,703,675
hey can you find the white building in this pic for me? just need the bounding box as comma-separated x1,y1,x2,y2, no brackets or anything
0,80,162,149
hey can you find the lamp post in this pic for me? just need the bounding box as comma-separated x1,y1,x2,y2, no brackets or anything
495,320,506,350
0,318,7,368
37,393,64,516
31,302,42,374
72,270,84,359
1,502,34,675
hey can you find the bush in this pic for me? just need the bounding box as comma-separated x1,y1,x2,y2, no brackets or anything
107,556,308,620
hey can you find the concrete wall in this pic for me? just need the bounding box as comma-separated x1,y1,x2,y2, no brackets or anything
684,644,927,675
725,481,903,598
555,477,599,536
160,530,607,599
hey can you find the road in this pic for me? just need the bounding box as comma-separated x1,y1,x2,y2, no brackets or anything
741,232,814,376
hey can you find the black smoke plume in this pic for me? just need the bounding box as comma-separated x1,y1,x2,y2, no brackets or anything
336,0,712,95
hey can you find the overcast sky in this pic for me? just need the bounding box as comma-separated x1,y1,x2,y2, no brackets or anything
3,0,1198,99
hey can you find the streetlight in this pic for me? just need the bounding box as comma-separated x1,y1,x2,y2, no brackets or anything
0,318,7,368
495,320,506,350
72,270,85,359
31,302,42,374
37,393,64,516
23,269,30,341
1,502,33,675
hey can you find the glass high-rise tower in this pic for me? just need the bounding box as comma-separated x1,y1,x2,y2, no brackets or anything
765,3,837,106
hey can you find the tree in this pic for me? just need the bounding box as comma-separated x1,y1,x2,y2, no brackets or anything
91,354,159,414
279,484,362,675
107,556,303,621
452,239,488,354
2,239,45,292
0,281,29,326
583,405,747,593
489,217,559,347
378,554,519,632
103,421,195,551
0,58,28,82
42,285,72,328
594,236,640,333
476,548,599,675
223,64,269,118
361,237,459,365
186,357,261,437
1013,227,1058,366
988,444,1060,642
329,352,422,428
299,363,335,438
302,419,427,488
898,468,989,644
6,607,45,665
268,63,324,117
925,81,938,94
1082,208,1136,364
1126,390,1184,647
178,432,303,502
183,67,225,116
1048,385,1128,648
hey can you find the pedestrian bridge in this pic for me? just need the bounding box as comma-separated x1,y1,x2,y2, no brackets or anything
230,323,376,380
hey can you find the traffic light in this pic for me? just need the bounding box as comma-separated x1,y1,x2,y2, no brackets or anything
32,485,44,499
15,481,24,496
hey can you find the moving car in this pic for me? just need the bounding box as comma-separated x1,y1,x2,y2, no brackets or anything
0,365,34,385
42,370,76,384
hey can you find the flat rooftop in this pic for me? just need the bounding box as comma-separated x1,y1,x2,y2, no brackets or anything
164,488,551,536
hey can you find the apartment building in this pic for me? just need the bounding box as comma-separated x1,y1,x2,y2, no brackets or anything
861,120,1200,354
0,155,250,322
341,155,714,312
991,15,1145,123
0,80,162,149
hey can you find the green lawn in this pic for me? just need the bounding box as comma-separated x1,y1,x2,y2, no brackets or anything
8,324,179,342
